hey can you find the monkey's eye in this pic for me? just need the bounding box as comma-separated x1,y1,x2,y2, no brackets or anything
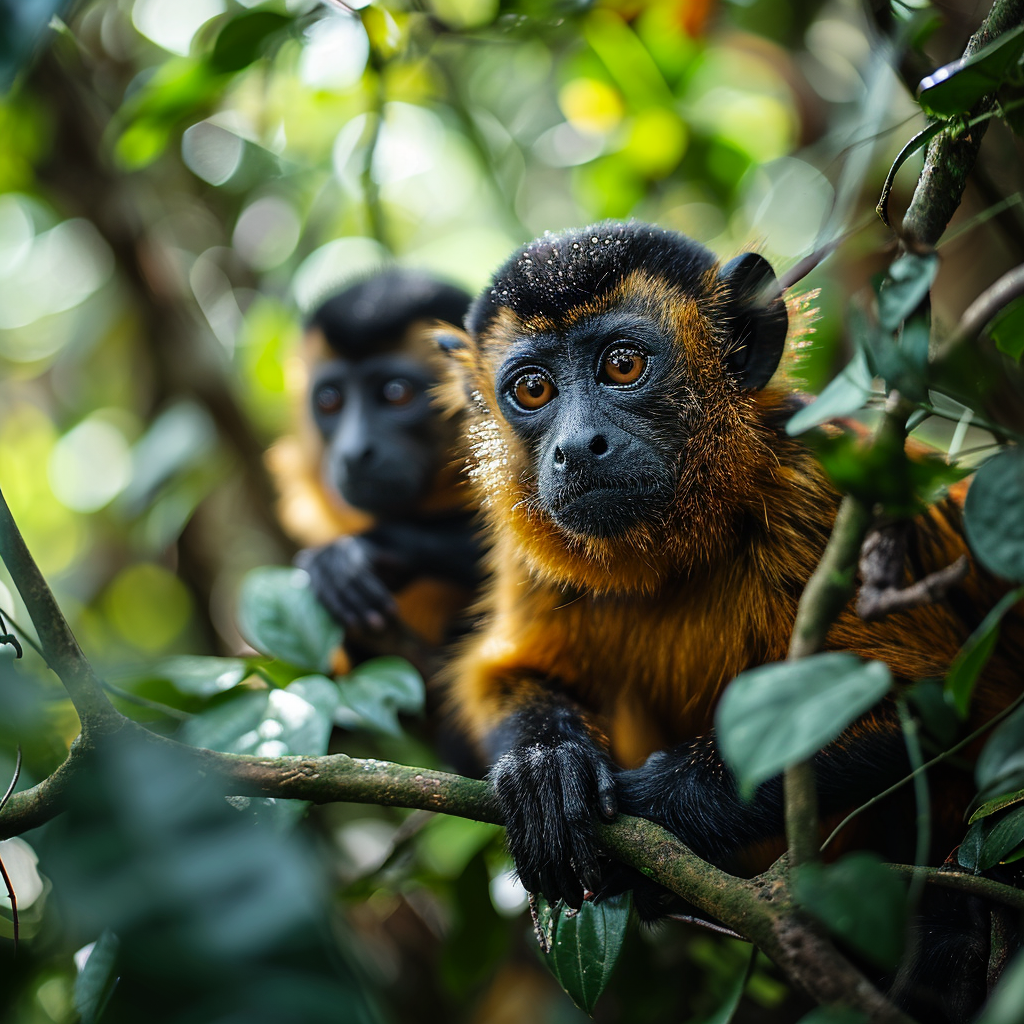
315,384,343,415
599,345,647,386
511,371,557,411
382,378,415,406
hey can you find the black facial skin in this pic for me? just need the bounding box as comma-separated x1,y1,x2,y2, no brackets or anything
311,354,443,518
495,310,681,539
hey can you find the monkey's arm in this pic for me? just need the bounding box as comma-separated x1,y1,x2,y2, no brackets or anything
296,512,482,631
617,699,911,871
478,679,618,909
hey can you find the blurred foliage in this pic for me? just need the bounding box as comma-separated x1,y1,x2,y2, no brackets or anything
1,0,1023,1021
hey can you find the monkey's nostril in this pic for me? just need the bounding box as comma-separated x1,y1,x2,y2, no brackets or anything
589,435,608,456
554,446,565,465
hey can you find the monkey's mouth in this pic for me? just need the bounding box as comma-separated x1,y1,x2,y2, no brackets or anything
549,481,671,539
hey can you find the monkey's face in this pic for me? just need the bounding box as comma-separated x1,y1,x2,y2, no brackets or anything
494,308,683,540
311,353,453,517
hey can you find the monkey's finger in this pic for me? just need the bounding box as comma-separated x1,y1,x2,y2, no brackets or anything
345,573,398,630
594,759,617,820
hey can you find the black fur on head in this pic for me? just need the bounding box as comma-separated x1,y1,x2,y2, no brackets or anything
309,269,471,357
466,221,719,336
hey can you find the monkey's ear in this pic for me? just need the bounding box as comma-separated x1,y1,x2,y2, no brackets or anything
718,252,788,391
433,325,472,354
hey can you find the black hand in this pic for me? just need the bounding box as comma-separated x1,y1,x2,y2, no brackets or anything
492,732,616,909
295,537,397,631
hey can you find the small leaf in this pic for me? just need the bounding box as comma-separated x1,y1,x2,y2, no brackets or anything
877,254,939,331
970,786,1024,825
148,655,247,696
946,588,1024,716
964,449,1024,582
541,893,631,1014
209,11,292,74
976,701,1024,804
335,657,424,737
786,350,874,436
237,566,343,673
958,804,1024,872
74,929,120,1024
716,654,892,796
793,854,907,968
990,297,1024,361
918,23,1024,117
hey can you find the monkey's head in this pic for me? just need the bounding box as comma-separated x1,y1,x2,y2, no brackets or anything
439,221,797,593
305,269,471,519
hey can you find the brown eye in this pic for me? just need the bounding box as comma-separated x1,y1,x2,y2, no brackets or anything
513,372,556,411
382,378,414,406
600,345,647,386
315,384,342,415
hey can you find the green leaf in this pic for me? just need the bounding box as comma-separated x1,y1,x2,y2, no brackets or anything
970,786,1024,825
237,566,343,673
877,254,939,331
539,893,631,1014
990,297,1024,361
976,701,1024,804
797,1008,869,1024
180,675,339,757
793,853,907,968
209,11,293,74
958,804,1024,872
786,350,874,436
335,657,424,737
975,946,1024,1024
73,929,120,1024
965,449,1024,582
700,944,756,1024
148,655,248,696
946,588,1024,716
716,654,892,796
417,817,501,879
918,24,1024,117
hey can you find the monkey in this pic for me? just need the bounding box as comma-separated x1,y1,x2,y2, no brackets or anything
267,269,483,657
434,221,1023,1016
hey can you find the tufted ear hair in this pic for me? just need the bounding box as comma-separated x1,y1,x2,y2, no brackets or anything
718,252,788,391
430,323,478,409
434,325,470,354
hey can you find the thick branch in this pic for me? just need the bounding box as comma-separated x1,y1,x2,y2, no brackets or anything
901,0,1024,248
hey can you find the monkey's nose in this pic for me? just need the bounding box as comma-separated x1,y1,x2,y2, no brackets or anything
553,433,610,469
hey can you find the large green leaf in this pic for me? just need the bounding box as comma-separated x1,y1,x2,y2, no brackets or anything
990,298,1024,361
976,702,1024,804
209,11,293,74
334,657,424,737
793,854,907,968
946,588,1024,716
148,655,248,697
877,253,939,331
965,449,1024,582
918,23,1024,117
73,928,120,1024
717,654,892,796
180,675,339,758
975,946,1024,1024
785,350,874,436
537,893,631,1014
237,566,344,674
959,804,1024,872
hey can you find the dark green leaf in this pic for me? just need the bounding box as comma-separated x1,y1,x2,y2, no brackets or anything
975,946,1024,1024
148,655,248,696
877,254,939,331
907,679,961,749
700,944,756,1024
958,804,1024,872
970,786,1024,825
180,675,338,757
716,654,892,796
209,11,293,74
990,297,1024,361
918,24,1024,117
976,701,1024,803
965,449,1024,582
335,657,424,737
793,854,907,968
946,588,1024,716
540,893,631,1014
237,566,343,673
73,928,120,1024
786,350,874,436
797,1008,869,1024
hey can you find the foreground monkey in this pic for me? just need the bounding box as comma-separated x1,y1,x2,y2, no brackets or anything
437,221,1022,1019
269,270,482,653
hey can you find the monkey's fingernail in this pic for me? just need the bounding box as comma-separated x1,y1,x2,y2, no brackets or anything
365,611,386,630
